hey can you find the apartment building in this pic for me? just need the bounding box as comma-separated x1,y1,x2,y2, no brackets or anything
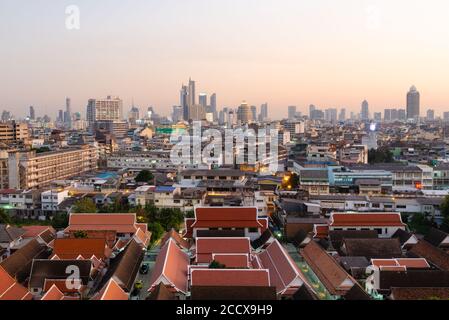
8,145,97,189
0,121,29,143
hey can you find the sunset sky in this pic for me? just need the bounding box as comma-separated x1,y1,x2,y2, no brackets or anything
1,0,449,119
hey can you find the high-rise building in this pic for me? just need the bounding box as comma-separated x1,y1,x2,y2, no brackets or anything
0,121,29,143
210,93,217,120
199,93,207,108
237,102,252,123
58,110,64,122
407,86,420,120
128,106,140,125
86,96,123,131
251,105,257,122
172,106,184,123
325,108,338,123
259,103,268,122
384,109,391,122
180,85,189,121
188,104,206,121
64,97,72,128
398,109,406,121
288,106,297,120
426,109,435,121
309,105,316,118
361,100,369,121
444,112,449,122
374,112,382,122
338,108,346,122
188,78,196,108
391,109,399,121
29,106,35,120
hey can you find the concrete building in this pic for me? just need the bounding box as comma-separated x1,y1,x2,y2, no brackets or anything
406,86,420,121
0,121,29,143
7,146,97,189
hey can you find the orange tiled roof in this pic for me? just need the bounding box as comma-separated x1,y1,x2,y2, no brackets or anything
149,238,190,294
192,207,263,229
372,258,430,269
65,213,137,233
196,237,251,264
190,269,270,287
22,226,56,239
258,240,307,295
92,279,128,300
314,224,329,239
53,238,109,260
161,229,191,250
41,284,64,300
0,266,32,300
212,254,250,268
330,212,406,227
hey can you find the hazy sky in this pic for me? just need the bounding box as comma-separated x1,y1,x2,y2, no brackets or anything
1,0,449,119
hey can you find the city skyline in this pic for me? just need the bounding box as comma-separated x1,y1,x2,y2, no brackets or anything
2,1,449,117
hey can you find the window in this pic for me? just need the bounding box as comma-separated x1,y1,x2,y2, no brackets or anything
375,228,383,235
249,228,258,233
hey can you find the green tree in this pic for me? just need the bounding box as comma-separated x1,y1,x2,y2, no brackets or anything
135,170,154,183
209,260,226,269
148,222,164,244
72,198,97,213
74,230,88,238
51,213,69,229
408,213,434,235
0,208,11,224
368,148,395,164
185,210,195,219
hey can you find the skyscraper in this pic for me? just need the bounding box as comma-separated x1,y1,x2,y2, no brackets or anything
29,106,35,120
188,78,196,108
128,105,140,125
288,106,297,120
407,86,420,120
325,108,337,123
180,84,189,121
259,103,268,122
374,112,382,122
309,105,316,118
361,100,369,121
64,97,72,128
199,93,207,108
237,101,252,124
251,105,257,122
338,108,346,122
426,109,435,121
210,93,217,120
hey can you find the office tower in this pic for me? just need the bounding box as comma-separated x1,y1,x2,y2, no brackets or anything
188,78,196,108
391,109,399,121
374,112,382,122
398,109,406,121
180,84,189,121
338,108,346,122
350,112,356,120
288,106,297,120
309,105,316,118
407,86,420,120
444,112,449,122
1,111,12,121
426,109,435,121
251,105,257,122
325,108,337,123
237,102,252,123
29,106,35,120
64,97,72,127
86,96,123,131
361,100,369,120
210,93,217,120
384,109,391,122
172,106,183,123
188,104,206,121
311,109,324,121
259,103,268,122
199,93,207,108
58,110,64,122
128,106,140,125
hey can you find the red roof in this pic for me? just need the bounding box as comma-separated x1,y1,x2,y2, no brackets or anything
192,207,263,229
330,212,406,227
190,269,270,287
149,238,190,294
65,213,137,233
371,258,430,269
41,284,64,300
212,254,250,268
258,240,306,295
314,224,329,239
22,226,56,239
196,237,251,264
92,279,128,300
0,266,32,300
53,238,109,260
